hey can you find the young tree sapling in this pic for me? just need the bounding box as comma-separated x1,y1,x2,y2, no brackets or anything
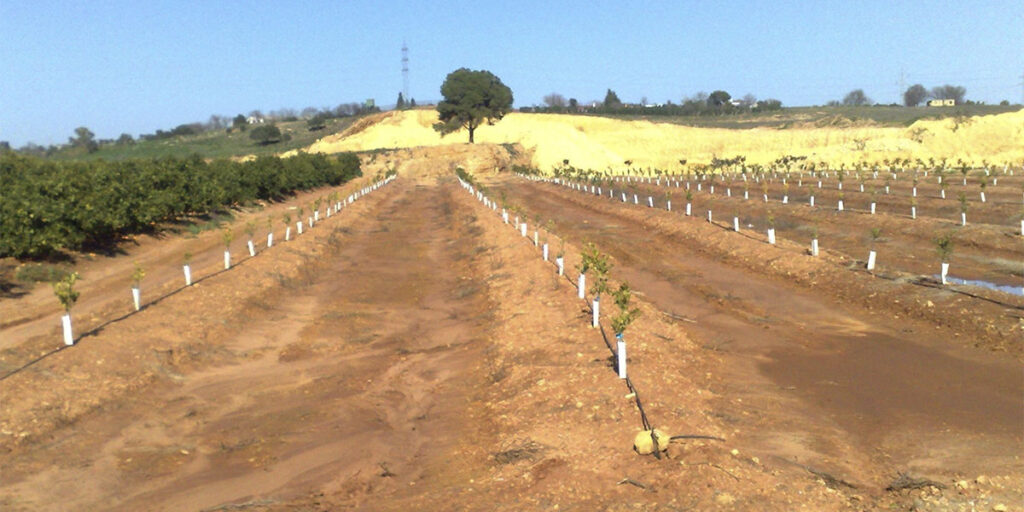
130,262,145,311
53,272,80,345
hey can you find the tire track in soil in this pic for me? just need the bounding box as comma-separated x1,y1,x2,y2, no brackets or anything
0,178,496,511
486,176,1023,480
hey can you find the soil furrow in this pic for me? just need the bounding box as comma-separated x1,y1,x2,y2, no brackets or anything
485,175,1023,480
0,178,495,511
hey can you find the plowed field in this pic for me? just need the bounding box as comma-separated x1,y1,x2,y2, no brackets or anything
1,148,1020,511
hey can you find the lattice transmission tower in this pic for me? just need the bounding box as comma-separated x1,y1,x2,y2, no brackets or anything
401,42,410,102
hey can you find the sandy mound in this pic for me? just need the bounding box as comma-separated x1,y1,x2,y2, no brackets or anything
359,143,527,183
299,109,1024,173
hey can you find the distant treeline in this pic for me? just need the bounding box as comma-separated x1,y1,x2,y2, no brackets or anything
521,89,782,117
523,100,783,116
0,151,361,258
9,102,381,157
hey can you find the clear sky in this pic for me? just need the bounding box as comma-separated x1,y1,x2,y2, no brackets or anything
1,0,1021,147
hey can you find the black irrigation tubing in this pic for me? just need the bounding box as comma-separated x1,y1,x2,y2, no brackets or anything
0,177,397,383
538,176,1024,309
458,178,657,435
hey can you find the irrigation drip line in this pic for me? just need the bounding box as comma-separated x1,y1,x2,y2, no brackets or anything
0,178,396,383
541,176,1024,310
0,249,267,383
460,178,657,436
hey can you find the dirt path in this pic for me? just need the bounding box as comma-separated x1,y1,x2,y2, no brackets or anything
486,175,1023,483
0,178,496,510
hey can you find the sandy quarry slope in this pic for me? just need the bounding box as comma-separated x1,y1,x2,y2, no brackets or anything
293,109,1024,172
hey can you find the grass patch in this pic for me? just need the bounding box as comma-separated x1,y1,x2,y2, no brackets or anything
15,263,71,283
185,210,234,237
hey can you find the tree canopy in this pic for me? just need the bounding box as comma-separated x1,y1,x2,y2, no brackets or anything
842,89,871,106
250,124,282,145
69,126,98,153
903,84,928,106
543,93,566,108
433,68,513,143
931,84,966,104
708,90,732,107
306,114,327,131
603,89,622,109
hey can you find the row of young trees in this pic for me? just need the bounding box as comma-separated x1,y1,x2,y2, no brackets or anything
48,174,397,348
0,151,362,258
544,174,1003,294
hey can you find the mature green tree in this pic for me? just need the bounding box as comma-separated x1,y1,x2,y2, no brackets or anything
307,114,327,131
754,99,783,111
603,89,622,109
930,84,966,104
434,68,513,143
708,90,732,107
396,92,406,110
250,124,282,145
903,84,928,106
232,114,248,132
116,133,135,145
410,98,417,107
842,89,871,106
69,126,99,153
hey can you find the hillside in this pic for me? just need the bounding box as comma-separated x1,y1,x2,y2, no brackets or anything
300,108,1024,172
48,116,361,161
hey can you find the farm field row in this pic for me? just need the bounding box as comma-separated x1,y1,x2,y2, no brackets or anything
482,172,1022,480
1,161,1020,510
547,173,1024,291
0,176,390,376
599,167,1024,227
0,175,874,510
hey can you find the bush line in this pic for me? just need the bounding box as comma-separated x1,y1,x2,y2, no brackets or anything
0,151,362,258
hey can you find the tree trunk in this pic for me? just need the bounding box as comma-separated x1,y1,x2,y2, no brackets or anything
468,125,475,143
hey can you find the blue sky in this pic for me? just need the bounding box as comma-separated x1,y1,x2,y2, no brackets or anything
1,0,1021,146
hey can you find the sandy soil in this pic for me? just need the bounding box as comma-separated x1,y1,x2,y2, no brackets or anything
300,109,1024,170
1,145,1021,511
607,171,1024,289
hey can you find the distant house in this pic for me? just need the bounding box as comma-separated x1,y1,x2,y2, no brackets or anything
246,116,265,124
928,99,955,107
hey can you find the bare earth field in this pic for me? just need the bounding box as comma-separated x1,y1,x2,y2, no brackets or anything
610,170,1024,290
1,145,1022,511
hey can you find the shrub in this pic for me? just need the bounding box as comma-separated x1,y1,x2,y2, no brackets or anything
250,124,283,145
